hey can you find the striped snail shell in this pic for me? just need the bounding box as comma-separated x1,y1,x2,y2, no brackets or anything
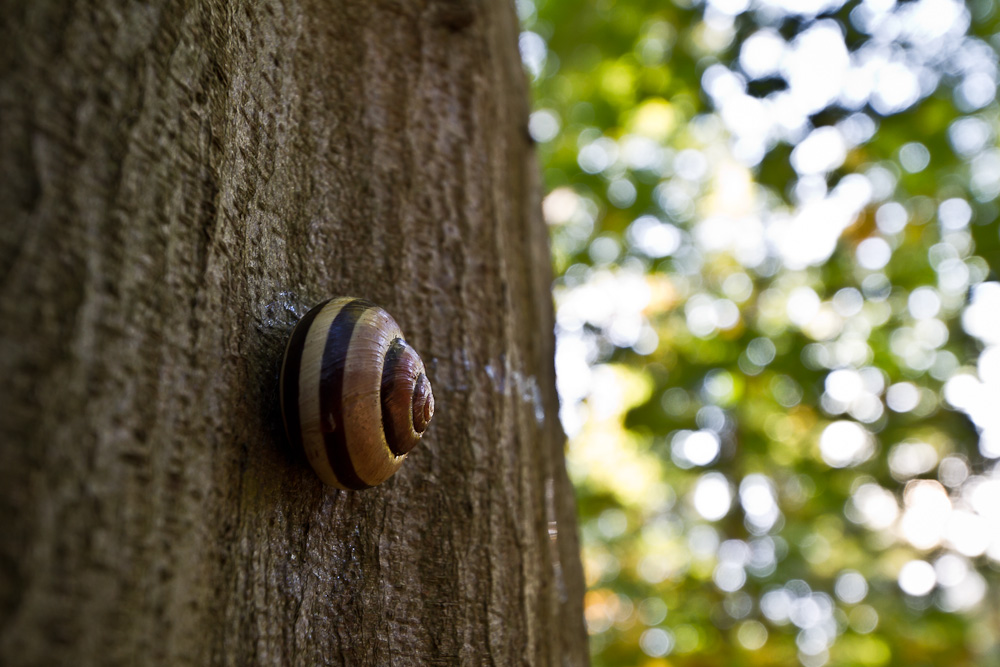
280,297,435,489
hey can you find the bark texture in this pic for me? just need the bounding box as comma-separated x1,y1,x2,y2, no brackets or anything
0,1,588,664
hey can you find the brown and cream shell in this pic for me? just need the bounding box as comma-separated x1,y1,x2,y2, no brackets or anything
280,297,434,489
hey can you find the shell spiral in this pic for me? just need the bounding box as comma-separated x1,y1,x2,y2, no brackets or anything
280,297,435,489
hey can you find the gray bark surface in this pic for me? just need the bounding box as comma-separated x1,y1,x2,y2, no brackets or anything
0,1,588,664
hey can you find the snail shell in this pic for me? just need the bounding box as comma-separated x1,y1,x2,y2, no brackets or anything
280,297,435,489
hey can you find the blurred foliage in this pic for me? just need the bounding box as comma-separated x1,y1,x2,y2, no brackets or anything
521,0,1000,665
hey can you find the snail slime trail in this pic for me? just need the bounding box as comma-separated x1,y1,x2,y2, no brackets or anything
280,297,435,489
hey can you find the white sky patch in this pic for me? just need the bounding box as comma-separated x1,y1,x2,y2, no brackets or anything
851,482,899,530
820,420,874,468
627,215,683,258
937,283,1000,461
939,198,973,230
784,21,851,114
740,29,785,79
888,441,939,481
908,287,941,320
740,474,780,532
963,282,1000,346
857,237,892,270
554,269,661,435
949,118,992,158
899,142,931,172
886,382,921,412
901,479,952,549
554,331,593,438
971,149,1000,202
695,215,767,267
898,559,936,596
835,570,869,604
870,60,923,115
528,109,560,143
578,137,618,174
957,70,997,111
557,269,651,346
694,472,733,521
673,429,722,467
791,126,847,175
945,510,990,558
825,369,864,403
875,202,907,234
898,0,970,45
938,564,986,612
707,0,751,16
518,31,547,78
639,628,675,658
758,0,848,18
767,175,872,270
786,286,820,328
838,113,878,147
621,135,666,172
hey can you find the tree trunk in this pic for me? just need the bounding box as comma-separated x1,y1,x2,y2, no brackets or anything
0,1,588,665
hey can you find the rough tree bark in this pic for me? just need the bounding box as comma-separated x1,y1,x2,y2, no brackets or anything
0,1,588,665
